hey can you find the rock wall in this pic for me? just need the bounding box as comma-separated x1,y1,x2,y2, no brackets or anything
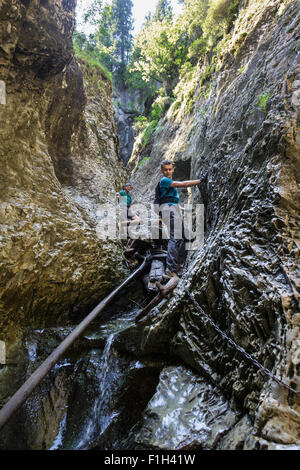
0,0,127,361
113,85,154,165
1,0,299,452
129,0,300,449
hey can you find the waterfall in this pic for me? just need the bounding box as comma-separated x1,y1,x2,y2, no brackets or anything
74,333,119,450
43,308,140,450
50,412,67,451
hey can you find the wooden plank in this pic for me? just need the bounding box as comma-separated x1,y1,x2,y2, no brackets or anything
135,275,179,323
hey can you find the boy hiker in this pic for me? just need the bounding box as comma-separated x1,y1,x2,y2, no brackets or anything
155,160,207,279
117,182,139,238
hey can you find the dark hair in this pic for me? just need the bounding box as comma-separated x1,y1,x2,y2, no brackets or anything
161,160,174,169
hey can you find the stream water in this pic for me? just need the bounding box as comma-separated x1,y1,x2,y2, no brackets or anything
73,333,120,450
14,305,159,450
49,309,141,450
1,290,242,451
0,272,163,451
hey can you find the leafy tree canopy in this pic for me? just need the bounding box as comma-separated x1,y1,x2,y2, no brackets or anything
129,17,188,95
74,0,241,94
110,0,134,76
153,0,173,22
76,0,134,84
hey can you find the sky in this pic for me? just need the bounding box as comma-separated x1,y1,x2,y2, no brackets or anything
76,0,183,37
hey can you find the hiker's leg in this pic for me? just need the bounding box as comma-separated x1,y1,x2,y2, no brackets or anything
178,237,187,266
161,206,183,274
168,238,188,273
160,206,175,272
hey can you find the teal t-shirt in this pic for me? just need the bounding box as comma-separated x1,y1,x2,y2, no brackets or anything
119,190,132,207
159,177,179,205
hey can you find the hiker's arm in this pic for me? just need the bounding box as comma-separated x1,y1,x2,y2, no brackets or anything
170,179,201,188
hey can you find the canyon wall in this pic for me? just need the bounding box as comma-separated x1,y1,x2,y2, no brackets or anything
129,0,300,449
0,0,127,366
0,0,299,451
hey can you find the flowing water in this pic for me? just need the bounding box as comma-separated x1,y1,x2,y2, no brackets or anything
47,308,147,450
74,333,119,450
0,295,159,450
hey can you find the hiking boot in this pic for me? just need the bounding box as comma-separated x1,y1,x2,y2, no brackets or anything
163,268,179,280
177,264,185,277
177,268,183,277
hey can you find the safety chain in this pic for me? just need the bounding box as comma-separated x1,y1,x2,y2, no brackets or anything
184,287,300,399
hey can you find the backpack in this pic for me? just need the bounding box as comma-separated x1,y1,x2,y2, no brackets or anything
153,181,176,213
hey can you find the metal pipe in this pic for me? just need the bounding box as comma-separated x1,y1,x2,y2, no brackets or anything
0,254,151,431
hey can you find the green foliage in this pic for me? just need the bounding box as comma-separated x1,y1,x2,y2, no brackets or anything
141,120,158,148
153,0,173,22
203,0,240,45
133,93,170,145
129,0,241,97
124,51,156,93
138,156,150,167
129,15,189,94
73,30,112,82
183,0,241,63
188,37,209,62
94,4,114,71
83,0,103,25
78,0,134,84
149,98,165,122
75,0,245,151
257,92,270,112
77,0,243,98
199,62,217,86
110,0,134,81
133,115,148,133
172,63,198,117
184,0,210,60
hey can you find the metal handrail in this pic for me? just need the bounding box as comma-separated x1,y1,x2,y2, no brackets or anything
0,254,151,431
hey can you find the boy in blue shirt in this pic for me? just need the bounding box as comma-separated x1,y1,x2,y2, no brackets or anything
117,182,139,237
118,183,133,216
158,160,206,278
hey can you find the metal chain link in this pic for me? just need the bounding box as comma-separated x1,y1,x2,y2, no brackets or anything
184,287,300,399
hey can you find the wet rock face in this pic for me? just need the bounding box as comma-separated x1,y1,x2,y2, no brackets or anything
113,87,136,165
131,0,300,449
1,0,299,452
113,86,153,165
0,0,75,72
0,1,127,356
131,366,239,450
0,309,161,450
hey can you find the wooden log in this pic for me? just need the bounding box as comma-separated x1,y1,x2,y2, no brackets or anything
135,275,179,323
124,247,135,254
156,276,179,295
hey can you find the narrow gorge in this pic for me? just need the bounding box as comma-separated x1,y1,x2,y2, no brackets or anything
0,0,299,451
